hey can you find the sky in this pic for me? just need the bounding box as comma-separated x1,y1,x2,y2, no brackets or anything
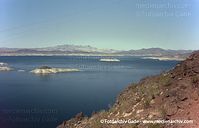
0,0,198,50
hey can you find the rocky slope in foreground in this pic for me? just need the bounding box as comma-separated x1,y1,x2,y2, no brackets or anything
58,51,199,128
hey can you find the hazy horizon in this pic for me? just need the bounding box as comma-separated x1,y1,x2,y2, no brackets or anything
0,43,196,51
0,0,199,50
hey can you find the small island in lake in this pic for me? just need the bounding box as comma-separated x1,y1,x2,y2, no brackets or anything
99,58,120,62
0,62,13,71
31,66,80,74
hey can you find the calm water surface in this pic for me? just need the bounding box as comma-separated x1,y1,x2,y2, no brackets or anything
0,56,179,128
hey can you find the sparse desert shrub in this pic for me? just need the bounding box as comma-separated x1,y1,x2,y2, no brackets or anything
138,85,144,93
91,119,104,128
192,76,199,84
143,98,151,109
159,107,167,119
159,75,171,87
135,97,142,103
147,84,160,98
130,83,137,89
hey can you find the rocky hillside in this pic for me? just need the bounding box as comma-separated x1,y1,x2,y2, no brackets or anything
57,51,199,128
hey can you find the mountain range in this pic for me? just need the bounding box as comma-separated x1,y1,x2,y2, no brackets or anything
0,44,193,60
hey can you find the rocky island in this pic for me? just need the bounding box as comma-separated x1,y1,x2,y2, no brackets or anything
0,62,13,71
58,51,199,128
31,66,79,74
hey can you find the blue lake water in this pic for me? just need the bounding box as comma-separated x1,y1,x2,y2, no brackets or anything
0,56,179,128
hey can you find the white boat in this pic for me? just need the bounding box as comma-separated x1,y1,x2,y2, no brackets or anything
99,58,120,62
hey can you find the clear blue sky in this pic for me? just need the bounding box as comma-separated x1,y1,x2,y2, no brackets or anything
0,0,198,50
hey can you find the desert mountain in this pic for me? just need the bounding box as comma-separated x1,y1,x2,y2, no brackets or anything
0,44,192,59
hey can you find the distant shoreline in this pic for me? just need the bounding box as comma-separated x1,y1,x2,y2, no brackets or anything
0,45,192,61
0,54,185,61
142,56,185,61
1,54,125,56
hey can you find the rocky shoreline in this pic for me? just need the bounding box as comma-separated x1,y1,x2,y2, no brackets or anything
57,51,199,128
